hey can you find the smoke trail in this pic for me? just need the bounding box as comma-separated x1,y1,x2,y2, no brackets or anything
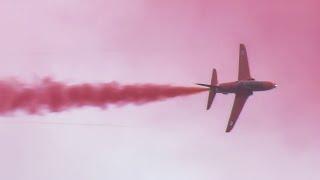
0,78,207,114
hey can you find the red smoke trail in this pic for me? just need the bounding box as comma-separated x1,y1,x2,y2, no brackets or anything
0,78,207,114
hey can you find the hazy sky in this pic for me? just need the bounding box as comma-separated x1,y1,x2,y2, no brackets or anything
0,0,319,179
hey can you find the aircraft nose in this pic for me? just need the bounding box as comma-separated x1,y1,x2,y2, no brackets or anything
272,83,277,88
265,82,277,89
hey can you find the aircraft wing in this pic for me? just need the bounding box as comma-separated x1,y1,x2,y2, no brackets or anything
238,44,252,80
225,91,252,132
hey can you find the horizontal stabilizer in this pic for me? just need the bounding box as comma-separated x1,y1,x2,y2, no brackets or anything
210,69,218,86
207,69,218,110
196,68,218,110
207,88,216,110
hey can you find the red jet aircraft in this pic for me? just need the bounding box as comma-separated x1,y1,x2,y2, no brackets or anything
197,44,277,132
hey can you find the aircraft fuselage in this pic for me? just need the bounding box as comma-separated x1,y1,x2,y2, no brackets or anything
216,80,276,94
196,44,277,132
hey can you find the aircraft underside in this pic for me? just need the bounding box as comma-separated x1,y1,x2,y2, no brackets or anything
196,44,276,132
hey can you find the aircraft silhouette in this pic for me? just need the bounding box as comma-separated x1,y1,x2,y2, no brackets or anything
196,44,277,132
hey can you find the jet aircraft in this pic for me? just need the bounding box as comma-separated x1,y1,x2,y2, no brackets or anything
196,44,277,132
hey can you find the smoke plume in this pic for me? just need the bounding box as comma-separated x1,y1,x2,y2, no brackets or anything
0,78,207,114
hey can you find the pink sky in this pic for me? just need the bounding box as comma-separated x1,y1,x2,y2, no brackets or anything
0,0,319,179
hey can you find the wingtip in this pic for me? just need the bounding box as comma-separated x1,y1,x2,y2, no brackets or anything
225,125,233,133
206,104,211,110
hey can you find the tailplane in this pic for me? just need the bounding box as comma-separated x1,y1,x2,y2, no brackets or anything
196,69,218,110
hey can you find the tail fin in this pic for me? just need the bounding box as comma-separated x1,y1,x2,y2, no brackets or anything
207,69,218,110
196,69,218,110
